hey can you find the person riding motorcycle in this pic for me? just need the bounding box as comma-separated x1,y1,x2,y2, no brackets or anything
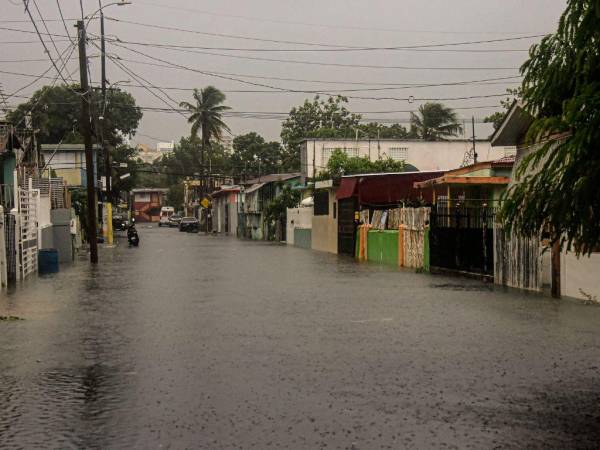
127,218,140,246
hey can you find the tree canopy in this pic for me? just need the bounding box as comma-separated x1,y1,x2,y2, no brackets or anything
501,0,600,254
409,102,462,140
230,132,284,180
6,84,142,146
179,86,230,166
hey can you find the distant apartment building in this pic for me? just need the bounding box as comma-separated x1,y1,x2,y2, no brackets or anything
157,141,174,154
300,138,516,180
136,143,161,164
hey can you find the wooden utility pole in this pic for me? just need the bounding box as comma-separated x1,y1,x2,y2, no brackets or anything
77,20,98,263
472,116,477,164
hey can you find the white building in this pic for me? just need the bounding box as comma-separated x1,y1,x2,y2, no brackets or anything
156,141,174,154
300,138,515,180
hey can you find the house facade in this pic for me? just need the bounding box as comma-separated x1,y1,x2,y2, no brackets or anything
491,101,600,300
300,138,513,180
40,143,100,187
239,173,301,240
131,188,168,222
211,185,240,235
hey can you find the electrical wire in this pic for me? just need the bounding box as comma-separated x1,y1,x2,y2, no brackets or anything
133,0,549,36
0,66,522,95
20,1,74,85
106,17,544,51
108,42,513,102
32,0,76,81
109,39,521,71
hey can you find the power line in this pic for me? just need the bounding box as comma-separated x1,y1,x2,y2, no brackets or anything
134,0,549,36
19,1,74,85
106,17,545,50
109,39,521,71
108,42,513,102
0,66,522,94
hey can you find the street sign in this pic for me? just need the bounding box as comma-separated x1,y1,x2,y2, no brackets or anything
200,198,210,208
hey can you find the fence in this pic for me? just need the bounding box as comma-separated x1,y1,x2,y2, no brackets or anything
17,187,38,280
494,227,543,291
397,207,430,269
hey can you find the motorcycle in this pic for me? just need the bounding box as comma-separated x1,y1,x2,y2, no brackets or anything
127,219,140,247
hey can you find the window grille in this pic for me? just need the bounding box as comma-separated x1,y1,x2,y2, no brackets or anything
389,147,408,161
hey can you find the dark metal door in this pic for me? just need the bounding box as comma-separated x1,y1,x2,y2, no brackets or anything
337,198,357,255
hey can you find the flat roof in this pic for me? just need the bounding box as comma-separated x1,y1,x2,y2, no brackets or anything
40,143,102,151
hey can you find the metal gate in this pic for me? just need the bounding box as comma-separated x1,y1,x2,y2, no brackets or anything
429,206,495,276
17,188,38,279
337,198,357,255
3,212,17,283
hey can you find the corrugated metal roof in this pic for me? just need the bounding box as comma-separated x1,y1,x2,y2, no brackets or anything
243,182,266,195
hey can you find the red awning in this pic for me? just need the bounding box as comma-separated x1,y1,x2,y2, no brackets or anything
336,177,358,200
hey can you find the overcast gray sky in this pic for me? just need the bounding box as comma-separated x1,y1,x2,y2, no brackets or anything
1,0,566,147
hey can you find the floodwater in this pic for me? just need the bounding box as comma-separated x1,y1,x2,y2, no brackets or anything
1,227,599,449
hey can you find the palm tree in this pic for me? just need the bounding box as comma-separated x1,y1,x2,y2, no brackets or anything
409,102,462,141
179,86,231,167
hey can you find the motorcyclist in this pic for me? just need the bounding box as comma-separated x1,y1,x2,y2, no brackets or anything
127,218,140,246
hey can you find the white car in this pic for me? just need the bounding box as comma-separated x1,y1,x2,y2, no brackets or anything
158,206,175,227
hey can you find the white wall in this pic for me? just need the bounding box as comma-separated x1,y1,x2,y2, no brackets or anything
302,139,514,178
561,252,600,301
286,207,313,245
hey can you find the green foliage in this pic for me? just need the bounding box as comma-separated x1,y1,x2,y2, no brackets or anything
484,88,523,131
230,132,284,179
6,84,142,146
318,149,406,180
264,184,301,224
179,86,230,165
280,96,361,170
167,183,184,211
109,145,141,199
409,102,462,140
500,0,600,255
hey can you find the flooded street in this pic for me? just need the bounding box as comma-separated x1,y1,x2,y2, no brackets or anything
1,227,599,449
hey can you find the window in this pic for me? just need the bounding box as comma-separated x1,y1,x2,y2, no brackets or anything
389,147,408,161
314,190,329,216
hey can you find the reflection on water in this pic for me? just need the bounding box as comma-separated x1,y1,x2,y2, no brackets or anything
1,228,600,448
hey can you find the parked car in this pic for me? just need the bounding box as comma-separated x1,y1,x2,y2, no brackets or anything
112,214,128,231
168,214,182,227
158,206,175,227
179,217,199,233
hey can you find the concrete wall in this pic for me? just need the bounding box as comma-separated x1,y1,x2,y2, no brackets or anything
561,252,600,301
302,139,512,179
311,190,337,254
286,207,313,245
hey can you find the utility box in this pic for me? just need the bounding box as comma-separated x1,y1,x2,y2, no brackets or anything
51,209,73,263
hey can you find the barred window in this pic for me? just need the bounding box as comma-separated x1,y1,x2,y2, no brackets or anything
389,147,408,161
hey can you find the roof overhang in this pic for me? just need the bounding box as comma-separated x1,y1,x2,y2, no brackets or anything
414,176,511,189
490,101,534,147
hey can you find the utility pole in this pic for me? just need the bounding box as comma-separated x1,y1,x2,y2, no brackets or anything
472,116,477,164
77,20,98,264
99,5,113,246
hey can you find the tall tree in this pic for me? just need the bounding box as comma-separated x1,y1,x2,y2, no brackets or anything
230,132,284,179
280,96,361,170
7,84,142,146
409,102,462,140
501,0,600,255
484,88,522,131
179,86,230,168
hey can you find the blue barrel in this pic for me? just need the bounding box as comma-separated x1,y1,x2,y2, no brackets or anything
38,249,59,274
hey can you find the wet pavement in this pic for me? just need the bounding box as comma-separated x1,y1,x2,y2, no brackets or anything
1,226,599,449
